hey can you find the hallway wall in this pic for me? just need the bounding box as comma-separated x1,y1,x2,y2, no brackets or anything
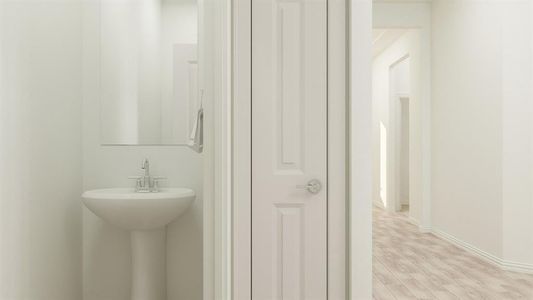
432,0,533,268
431,0,504,259
500,0,533,269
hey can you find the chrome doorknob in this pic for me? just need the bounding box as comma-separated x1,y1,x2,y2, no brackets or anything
296,179,323,194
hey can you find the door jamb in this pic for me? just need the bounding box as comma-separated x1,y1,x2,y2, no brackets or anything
232,0,252,298
387,55,409,213
204,0,232,298
391,92,410,213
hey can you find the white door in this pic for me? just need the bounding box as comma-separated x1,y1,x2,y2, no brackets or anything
252,0,327,298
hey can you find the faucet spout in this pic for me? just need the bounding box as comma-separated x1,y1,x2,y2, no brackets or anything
141,158,150,177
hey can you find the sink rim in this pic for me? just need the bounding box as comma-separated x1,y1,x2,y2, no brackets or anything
82,187,195,201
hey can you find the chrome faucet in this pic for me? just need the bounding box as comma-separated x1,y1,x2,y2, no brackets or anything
141,158,150,189
129,158,166,193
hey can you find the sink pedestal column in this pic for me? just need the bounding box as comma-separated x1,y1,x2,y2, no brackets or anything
131,229,166,300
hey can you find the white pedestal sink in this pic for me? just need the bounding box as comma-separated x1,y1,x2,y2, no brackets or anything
82,188,195,300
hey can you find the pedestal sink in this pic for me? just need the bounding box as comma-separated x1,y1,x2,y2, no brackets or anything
82,188,195,300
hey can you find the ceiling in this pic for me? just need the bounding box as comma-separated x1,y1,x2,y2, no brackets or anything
373,0,433,2
372,29,408,58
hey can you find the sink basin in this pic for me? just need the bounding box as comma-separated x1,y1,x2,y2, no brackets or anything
82,187,195,300
82,187,194,230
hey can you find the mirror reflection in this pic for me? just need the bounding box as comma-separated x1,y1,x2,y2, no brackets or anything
100,0,199,145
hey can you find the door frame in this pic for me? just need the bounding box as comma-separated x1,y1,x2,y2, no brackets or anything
396,94,410,212
203,0,232,298
232,0,348,298
387,55,411,214
389,91,410,213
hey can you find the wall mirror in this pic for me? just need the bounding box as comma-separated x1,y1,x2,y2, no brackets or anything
100,0,200,145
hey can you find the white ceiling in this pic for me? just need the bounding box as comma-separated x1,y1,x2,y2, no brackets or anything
372,29,408,58
373,0,432,2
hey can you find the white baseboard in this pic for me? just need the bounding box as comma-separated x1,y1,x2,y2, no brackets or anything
500,260,533,274
418,225,431,233
431,228,533,274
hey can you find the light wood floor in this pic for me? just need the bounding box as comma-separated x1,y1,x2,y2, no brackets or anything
373,207,533,299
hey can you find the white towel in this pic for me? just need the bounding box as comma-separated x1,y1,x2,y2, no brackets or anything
188,107,203,153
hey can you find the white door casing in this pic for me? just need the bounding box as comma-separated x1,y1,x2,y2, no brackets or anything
252,0,328,298
388,55,410,214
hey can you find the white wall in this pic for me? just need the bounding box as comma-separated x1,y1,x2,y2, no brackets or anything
432,0,533,266
501,0,533,268
82,1,204,299
0,1,83,298
433,0,509,261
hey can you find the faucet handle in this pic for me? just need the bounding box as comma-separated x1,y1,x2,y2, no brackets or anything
128,176,143,192
151,177,167,193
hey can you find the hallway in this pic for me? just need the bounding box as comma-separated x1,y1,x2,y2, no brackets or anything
373,207,533,299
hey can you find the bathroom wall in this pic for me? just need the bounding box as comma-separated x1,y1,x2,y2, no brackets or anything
82,1,204,299
0,1,83,299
